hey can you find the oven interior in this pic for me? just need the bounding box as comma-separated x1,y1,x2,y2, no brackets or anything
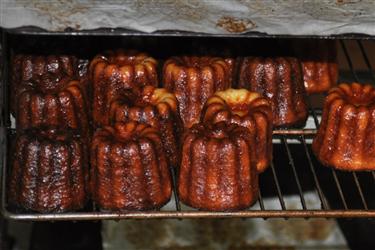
1,33,375,222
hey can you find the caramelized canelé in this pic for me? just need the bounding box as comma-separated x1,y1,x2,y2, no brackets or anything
313,83,375,171
9,128,88,212
294,40,338,94
109,86,182,167
163,56,234,128
178,122,259,211
238,57,308,127
91,122,172,211
202,89,273,172
89,50,158,127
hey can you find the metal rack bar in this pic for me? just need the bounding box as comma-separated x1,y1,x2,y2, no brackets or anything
169,166,181,211
270,162,286,210
331,169,349,209
282,136,307,210
258,190,265,211
306,96,320,129
301,135,329,210
340,40,360,82
352,172,369,210
357,40,375,186
2,210,375,221
357,40,375,82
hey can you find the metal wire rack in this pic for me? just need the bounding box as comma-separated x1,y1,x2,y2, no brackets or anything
1,39,375,221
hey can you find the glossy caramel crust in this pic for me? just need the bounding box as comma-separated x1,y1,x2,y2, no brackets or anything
16,78,89,134
89,50,158,127
295,40,338,94
109,86,182,167
91,122,172,211
178,122,259,211
238,57,308,127
8,129,88,212
11,55,79,115
312,83,375,171
202,89,273,173
163,56,234,129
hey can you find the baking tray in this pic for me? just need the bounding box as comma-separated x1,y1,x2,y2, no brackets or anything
4,26,375,40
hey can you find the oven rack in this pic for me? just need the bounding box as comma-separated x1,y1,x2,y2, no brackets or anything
1,39,375,221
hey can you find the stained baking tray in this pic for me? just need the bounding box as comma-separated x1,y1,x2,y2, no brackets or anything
4,26,375,40
0,30,374,220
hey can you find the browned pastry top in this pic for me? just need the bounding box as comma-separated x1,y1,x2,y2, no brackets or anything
202,88,272,122
116,85,177,110
93,49,157,66
18,127,80,142
167,56,230,69
187,122,252,141
93,121,160,143
328,82,375,107
12,55,79,92
109,86,179,126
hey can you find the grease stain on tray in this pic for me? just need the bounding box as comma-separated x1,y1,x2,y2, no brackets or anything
14,0,88,30
216,16,256,33
131,0,204,23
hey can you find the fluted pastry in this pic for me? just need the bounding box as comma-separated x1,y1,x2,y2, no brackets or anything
89,50,158,127
11,54,79,116
178,122,259,211
202,88,272,173
90,122,172,211
15,77,89,134
109,85,182,167
313,83,375,171
238,56,308,127
163,56,234,129
294,40,338,94
9,128,88,212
